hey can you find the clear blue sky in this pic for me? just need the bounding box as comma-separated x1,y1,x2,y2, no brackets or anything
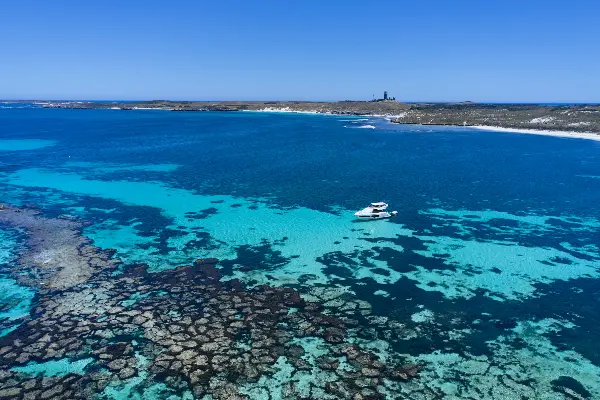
1,0,598,102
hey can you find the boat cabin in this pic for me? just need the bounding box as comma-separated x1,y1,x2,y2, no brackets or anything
369,202,388,213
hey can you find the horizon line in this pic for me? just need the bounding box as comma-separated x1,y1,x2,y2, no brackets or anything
2,99,600,105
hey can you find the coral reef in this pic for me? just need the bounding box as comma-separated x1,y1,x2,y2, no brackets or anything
0,206,418,399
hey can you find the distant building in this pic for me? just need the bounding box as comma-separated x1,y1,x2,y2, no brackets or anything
371,91,396,102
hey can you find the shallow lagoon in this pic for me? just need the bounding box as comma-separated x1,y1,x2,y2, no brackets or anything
1,107,599,398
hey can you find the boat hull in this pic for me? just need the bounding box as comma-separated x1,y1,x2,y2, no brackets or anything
355,211,397,219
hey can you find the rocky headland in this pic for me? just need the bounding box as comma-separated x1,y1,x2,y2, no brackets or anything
390,103,600,135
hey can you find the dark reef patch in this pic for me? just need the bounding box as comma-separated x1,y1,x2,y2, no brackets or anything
325,257,600,373
219,240,292,275
185,207,219,220
552,376,592,399
181,231,224,252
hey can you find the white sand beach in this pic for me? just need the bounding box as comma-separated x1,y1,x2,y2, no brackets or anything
472,126,600,142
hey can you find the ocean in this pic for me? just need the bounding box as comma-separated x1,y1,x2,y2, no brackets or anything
1,105,599,399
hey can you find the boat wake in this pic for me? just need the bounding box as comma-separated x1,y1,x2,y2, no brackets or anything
353,124,377,129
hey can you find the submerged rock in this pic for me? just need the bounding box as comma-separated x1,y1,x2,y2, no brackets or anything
0,205,119,289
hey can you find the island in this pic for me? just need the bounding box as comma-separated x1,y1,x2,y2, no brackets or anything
11,100,600,135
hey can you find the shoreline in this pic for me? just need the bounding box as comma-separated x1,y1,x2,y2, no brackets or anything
471,125,600,141
261,111,600,141
247,110,600,140
388,121,600,142
4,100,600,139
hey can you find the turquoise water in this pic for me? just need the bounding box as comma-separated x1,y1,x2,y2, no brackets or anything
11,357,94,377
0,139,55,151
0,229,35,337
1,106,600,398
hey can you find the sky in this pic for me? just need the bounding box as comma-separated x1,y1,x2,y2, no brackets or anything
1,0,599,102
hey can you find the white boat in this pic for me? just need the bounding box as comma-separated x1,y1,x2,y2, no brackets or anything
354,202,398,219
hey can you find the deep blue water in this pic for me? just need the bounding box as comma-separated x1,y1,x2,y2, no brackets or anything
1,107,600,398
